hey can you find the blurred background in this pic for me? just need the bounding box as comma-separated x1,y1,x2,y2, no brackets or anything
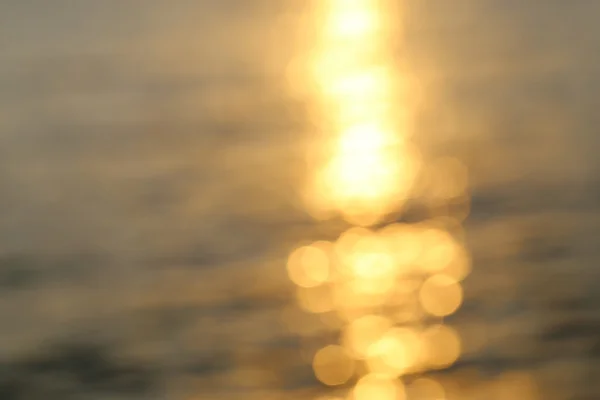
0,1,599,399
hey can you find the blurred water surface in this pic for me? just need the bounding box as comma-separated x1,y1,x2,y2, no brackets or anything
1,1,600,399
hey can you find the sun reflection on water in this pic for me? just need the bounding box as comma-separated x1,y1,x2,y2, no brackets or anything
301,0,418,228
287,0,476,399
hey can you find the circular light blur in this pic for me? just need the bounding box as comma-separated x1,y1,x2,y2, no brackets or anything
419,274,463,317
365,328,415,377
418,228,458,273
313,345,355,386
296,285,335,314
422,324,461,369
342,315,392,359
353,374,405,400
287,244,331,288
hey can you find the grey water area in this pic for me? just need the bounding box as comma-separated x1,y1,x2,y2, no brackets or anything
0,1,599,399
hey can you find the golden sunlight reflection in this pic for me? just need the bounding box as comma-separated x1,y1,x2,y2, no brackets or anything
325,0,379,39
342,314,392,359
282,0,499,398
303,0,418,227
418,274,463,317
287,244,331,288
365,327,422,378
313,345,355,386
297,285,335,314
422,324,461,369
353,374,405,400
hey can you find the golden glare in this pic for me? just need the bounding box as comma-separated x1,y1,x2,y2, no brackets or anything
305,0,418,227
326,0,379,39
417,228,458,273
419,274,463,317
440,245,472,282
365,327,422,377
344,238,396,282
353,374,405,400
286,0,472,394
342,314,392,359
383,327,423,371
296,285,335,314
287,244,331,288
316,145,417,227
312,345,355,386
422,325,461,369
335,227,374,260
327,68,391,98
380,224,423,270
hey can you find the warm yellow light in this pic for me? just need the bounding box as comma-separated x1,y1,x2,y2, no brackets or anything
419,275,463,317
390,295,422,325
335,226,374,258
346,235,394,275
417,228,458,273
327,68,390,99
365,327,423,377
333,281,389,321
442,245,472,281
334,227,400,291
392,328,424,368
296,285,335,314
325,0,381,40
287,244,331,288
312,345,355,386
329,8,375,39
380,225,422,274
353,374,405,400
306,0,417,227
338,123,396,152
422,324,461,369
339,233,398,297
317,144,418,226
288,0,471,395
342,314,392,359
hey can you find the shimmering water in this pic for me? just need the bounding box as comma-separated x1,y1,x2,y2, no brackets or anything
0,1,599,399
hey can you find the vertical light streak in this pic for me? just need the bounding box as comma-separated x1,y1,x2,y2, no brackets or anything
305,0,418,227
286,1,473,398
